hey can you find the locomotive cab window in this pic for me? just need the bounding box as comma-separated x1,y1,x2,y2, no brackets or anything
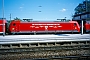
74,23,77,26
13,23,16,26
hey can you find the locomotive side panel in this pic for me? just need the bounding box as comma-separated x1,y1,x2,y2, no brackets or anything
0,20,6,34
85,21,90,32
19,23,46,32
18,22,74,32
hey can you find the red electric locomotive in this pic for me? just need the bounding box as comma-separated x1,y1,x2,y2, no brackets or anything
8,20,80,34
84,21,90,32
0,19,7,34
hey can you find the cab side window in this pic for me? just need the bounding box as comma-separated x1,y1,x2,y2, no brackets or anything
13,23,16,26
74,23,77,26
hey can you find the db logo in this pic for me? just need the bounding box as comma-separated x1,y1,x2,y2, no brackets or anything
45,26,48,30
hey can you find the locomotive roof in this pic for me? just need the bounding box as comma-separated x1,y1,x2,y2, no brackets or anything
0,19,7,23
11,20,77,23
20,21,77,23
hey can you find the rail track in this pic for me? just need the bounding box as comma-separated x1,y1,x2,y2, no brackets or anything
0,40,90,60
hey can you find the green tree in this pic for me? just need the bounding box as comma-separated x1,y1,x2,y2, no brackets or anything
14,17,22,21
74,0,90,15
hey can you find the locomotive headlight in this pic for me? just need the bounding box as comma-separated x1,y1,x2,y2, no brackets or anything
12,28,15,30
75,27,77,29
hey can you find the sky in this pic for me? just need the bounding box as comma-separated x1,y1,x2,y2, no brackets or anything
0,0,84,21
